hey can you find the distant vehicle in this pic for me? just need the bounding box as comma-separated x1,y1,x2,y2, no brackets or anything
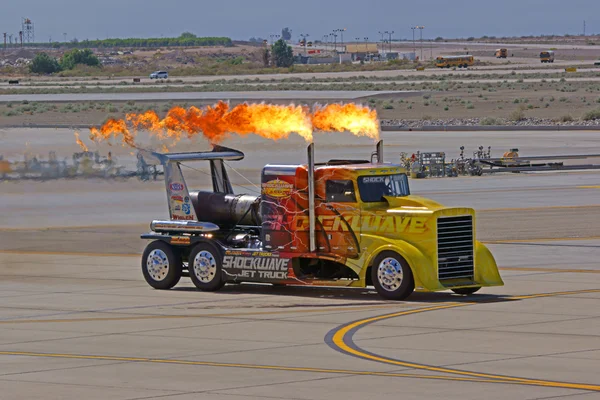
495,48,508,58
435,55,474,68
150,71,168,79
540,51,555,63
594,60,600,66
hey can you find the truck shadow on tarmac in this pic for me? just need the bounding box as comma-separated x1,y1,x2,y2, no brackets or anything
173,283,515,304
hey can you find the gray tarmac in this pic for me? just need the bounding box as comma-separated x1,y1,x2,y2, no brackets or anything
0,129,599,399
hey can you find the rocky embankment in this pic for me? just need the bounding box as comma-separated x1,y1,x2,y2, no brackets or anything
381,117,600,129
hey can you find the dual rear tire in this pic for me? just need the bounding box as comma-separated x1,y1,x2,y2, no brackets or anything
142,241,224,291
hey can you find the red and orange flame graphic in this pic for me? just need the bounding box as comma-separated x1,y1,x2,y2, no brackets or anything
79,101,379,150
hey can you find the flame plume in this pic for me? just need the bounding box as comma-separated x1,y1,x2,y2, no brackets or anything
74,131,88,151
312,103,380,140
83,101,379,149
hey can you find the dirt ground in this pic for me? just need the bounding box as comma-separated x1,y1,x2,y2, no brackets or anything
1,83,598,127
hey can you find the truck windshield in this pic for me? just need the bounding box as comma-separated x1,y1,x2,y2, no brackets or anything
357,174,410,202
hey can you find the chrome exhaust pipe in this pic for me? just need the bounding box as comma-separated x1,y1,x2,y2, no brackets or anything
151,220,220,233
376,139,383,163
307,143,316,252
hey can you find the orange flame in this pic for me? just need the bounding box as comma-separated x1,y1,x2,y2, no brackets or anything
74,131,88,151
312,103,380,140
82,101,379,149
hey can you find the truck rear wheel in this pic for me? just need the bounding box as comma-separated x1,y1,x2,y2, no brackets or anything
371,251,414,300
189,243,225,291
142,241,182,290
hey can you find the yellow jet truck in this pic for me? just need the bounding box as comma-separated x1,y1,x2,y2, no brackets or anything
140,141,504,300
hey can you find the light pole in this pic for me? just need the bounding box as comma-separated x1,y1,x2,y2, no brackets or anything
378,31,385,54
364,37,369,53
331,32,338,51
411,26,416,55
417,26,425,61
337,28,346,51
300,33,309,55
387,30,394,53
269,34,280,45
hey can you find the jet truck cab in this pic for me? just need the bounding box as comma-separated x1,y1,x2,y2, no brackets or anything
140,141,503,300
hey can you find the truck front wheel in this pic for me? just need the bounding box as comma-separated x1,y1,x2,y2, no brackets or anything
189,243,225,291
371,251,414,300
142,241,182,290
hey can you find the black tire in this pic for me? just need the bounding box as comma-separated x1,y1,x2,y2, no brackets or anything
142,241,182,289
188,243,225,291
452,287,481,295
371,251,414,300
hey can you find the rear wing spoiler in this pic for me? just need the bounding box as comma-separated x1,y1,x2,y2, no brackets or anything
138,144,244,165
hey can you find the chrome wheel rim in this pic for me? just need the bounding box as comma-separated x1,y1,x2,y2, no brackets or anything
147,249,169,281
377,257,403,292
193,250,217,283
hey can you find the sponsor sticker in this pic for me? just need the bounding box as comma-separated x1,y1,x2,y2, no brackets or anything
172,215,195,221
173,205,181,211
171,195,183,202
182,203,191,215
262,179,293,199
171,236,191,245
170,182,184,191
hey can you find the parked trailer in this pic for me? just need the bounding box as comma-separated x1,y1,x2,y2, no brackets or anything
140,141,503,300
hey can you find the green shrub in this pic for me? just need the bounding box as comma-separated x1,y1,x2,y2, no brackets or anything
558,114,573,122
480,117,497,125
29,53,61,74
510,107,526,121
582,108,600,120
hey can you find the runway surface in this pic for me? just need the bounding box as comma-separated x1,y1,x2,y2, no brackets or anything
1,129,599,399
0,90,408,103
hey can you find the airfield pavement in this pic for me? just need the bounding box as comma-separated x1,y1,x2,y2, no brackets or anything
0,129,599,399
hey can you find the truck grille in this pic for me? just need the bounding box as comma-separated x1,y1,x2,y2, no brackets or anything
437,216,474,280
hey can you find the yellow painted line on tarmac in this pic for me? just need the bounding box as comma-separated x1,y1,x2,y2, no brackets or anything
329,288,600,392
0,304,401,325
499,266,600,274
0,350,514,385
578,186,600,189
